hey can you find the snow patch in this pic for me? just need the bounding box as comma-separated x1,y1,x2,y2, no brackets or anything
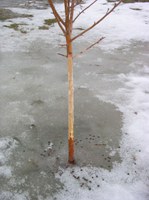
0,137,18,179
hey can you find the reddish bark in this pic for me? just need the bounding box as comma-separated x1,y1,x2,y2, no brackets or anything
68,137,75,163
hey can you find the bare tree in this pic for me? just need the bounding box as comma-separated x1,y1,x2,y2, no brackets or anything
48,0,122,164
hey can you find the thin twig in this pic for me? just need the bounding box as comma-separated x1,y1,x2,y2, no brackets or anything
64,0,69,24
59,43,67,47
48,0,66,34
73,0,98,23
71,0,122,42
73,37,105,58
70,0,76,33
48,0,65,26
57,53,67,58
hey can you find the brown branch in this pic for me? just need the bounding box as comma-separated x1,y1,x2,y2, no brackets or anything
59,43,67,47
64,0,69,24
70,0,76,33
106,8,110,14
57,53,67,58
65,0,72,37
48,0,66,34
71,0,122,42
48,0,65,26
73,0,98,23
74,37,105,58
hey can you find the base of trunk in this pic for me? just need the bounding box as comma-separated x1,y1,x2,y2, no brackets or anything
68,137,75,164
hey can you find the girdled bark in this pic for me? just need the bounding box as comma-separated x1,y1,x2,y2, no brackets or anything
67,39,75,163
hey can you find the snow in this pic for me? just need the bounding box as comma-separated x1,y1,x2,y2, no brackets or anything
0,138,18,179
74,1,149,50
55,67,149,200
0,1,149,52
0,191,30,200
0,0,149,199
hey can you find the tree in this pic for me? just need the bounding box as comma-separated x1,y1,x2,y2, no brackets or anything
47,0,122,164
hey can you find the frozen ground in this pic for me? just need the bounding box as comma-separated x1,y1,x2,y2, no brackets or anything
0,0,149,199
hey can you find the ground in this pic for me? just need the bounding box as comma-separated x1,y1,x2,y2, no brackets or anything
0,0,149,200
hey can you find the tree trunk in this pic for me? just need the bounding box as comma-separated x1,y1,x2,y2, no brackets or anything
67,40,75,164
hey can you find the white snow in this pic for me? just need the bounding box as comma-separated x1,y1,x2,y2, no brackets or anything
0,0,149,199
0,191,30,200
52,66,149,200
0,137,18,178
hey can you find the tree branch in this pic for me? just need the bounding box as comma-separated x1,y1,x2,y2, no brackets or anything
48,0,66,34
59,43,67,47
70,0,76,33
48,0,65,26
74,37,105,58
73,0,98,23
64,0,69,24
71,0,122,42
57,53,67,58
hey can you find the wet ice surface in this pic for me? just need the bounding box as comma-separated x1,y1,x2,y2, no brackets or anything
0,41,148,199
0,45,122,198
0,0,149,199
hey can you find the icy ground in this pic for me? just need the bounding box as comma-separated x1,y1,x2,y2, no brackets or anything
0,0,149,199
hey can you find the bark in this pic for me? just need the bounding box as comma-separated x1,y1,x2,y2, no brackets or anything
67,37,75,163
